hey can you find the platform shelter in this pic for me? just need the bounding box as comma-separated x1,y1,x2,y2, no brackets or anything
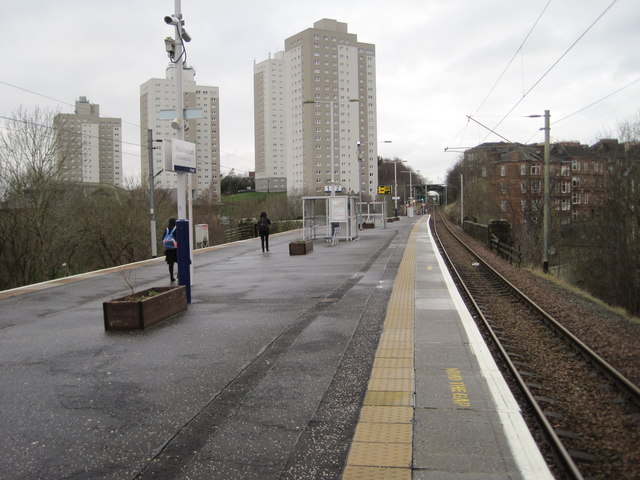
302,196,358,242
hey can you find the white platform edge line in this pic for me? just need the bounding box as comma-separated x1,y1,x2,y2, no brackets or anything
422,215,554,480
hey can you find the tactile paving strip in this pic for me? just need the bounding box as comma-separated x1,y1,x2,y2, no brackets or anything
343,218,423,479
342,465,411,480
353,422,413,444
363,391,414,407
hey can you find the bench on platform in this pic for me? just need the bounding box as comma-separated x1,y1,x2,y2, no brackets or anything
324,222,340,246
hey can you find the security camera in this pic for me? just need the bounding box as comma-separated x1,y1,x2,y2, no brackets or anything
164,15,180,25
171,119,189,131
357,141,361,146
164,37,175,55
181,29,192,42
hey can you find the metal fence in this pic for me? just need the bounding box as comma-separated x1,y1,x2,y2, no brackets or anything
222,220,303,245
463,219,521,266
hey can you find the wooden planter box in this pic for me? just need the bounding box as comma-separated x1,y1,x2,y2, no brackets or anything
289,240,313,255
103,286,187,331
362,222,375,229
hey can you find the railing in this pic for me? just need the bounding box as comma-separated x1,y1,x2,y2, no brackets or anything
222,220,303,244
223,223,256,243
463,219,521,266
490,235,522,266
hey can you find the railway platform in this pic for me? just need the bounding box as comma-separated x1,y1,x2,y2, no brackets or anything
0,215,552,479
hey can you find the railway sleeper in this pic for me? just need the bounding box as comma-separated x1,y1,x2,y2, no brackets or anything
554,429,582,440
534,395,558,405
543,410,563,419
567,450,597,464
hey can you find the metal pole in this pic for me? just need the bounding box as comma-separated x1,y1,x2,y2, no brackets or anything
409,171,413,202
357,141,362,229
543,110,550,273
330,101,335,196
173,0,186,220
460,174,464,226
147,129,157,258
172,0,194,284
394,161,398,217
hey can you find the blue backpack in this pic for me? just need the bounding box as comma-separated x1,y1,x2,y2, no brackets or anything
163,226,177,249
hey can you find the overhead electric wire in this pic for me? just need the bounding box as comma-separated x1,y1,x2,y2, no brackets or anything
523,76,640,143
0,80,75,109
480,0,620,143
1,75,250,180
0,113,141,157
451,0,551,152
0,79,141,129
471,0,553,117
0,113,250,177
553,76,640,125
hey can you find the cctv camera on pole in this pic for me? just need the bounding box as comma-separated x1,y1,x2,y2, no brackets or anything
164,0,194,291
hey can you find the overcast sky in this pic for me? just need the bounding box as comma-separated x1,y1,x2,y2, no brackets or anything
2,0,638,185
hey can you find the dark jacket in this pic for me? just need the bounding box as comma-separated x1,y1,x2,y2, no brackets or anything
257,215,271,235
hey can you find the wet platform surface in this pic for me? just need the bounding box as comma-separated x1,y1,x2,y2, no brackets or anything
0,216,551,479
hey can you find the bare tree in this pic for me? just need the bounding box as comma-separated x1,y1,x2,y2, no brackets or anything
0,106,73,288
594,115,640,315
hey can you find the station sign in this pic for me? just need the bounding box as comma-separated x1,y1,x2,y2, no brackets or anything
164,138,197,173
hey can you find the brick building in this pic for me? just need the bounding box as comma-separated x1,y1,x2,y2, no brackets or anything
463,141,610,227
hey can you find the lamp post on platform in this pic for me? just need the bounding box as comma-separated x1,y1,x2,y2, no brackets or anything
303,98,359,196
356,140,392,228
393,159,406,217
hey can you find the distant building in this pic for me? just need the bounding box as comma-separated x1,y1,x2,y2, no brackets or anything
54,97,122,186
463,141,610,225
254,19,378,197
254,52,287,192
140,65,220,200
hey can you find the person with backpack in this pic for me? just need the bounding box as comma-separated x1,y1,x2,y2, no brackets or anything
257,212,272,253
163,218,178,282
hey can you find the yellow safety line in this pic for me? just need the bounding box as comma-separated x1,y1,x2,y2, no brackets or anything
343,218,422,480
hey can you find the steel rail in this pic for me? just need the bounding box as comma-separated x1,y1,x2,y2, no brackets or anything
438,210,640,407
431,209,585,480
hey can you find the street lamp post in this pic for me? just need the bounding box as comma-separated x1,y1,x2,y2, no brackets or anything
394,161,398,217
393,159,406,217
357,141,363,229
357,140,391,227
147,129,158,258
329,101,335,196
303,98,359,197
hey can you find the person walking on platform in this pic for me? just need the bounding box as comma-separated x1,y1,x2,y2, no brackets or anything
163,218,178,282
257,211,272,253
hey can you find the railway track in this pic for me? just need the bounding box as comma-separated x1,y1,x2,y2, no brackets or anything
430,208,640,480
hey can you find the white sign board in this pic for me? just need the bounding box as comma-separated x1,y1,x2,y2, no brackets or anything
329,196,347,222
164,138,197,173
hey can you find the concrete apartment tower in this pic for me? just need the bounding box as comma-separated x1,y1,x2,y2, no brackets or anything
254,52,287,192
54,97,122,186
255,19,378,197
140,65,221,200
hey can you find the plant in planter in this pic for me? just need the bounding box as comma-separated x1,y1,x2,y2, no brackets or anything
362,221,375,229
103,284,187,331
289,238,313,255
